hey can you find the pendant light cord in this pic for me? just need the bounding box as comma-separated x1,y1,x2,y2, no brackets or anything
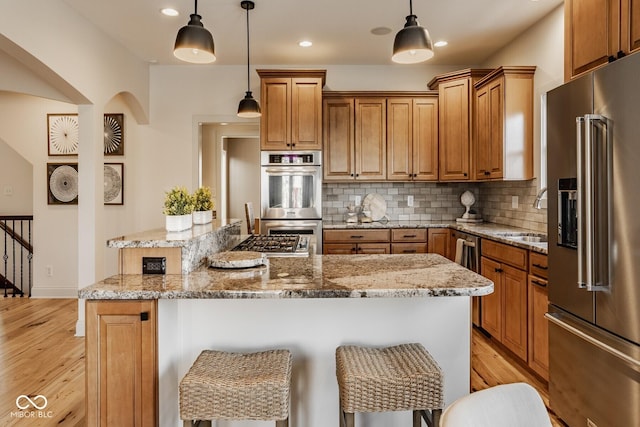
245,5,251,92
194,0,198,15
409,0,413,15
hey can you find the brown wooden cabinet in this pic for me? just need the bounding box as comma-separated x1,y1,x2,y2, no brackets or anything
565,0,640,81
387,97,439,181
323,229,391,254
428,69,492,181
257,69,325,150
391,228,428,254
528,252,549,380
86,300,157,427
473,67,535,181
323,94,386,181
427,228,450,257
480,239,529,361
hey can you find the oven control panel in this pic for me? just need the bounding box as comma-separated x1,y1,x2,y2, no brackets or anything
261,151,322,166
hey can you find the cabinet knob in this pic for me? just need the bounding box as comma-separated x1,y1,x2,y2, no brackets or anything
463,173,468,177
484,171,490,176
413,174,417,178
292,143,296,147
140,312,150,321
532,263,548,270
532,280,547,288
494,268,503,273
350,173,354,177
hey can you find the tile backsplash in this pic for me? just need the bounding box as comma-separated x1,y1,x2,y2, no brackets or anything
322,179,547,233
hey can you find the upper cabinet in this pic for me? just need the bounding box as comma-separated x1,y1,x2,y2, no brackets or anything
473,66,536,181
565,0,640,81
257,69,326,150
387,96,439,181
428,69,492,181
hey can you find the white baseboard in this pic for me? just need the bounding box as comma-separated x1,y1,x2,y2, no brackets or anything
75,319,85,337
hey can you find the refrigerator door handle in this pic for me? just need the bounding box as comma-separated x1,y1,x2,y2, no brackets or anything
578,114,611,292
546,313,640,370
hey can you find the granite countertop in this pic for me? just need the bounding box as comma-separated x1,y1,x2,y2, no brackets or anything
108,218,242,248
79,253,493,300
322,220,548,254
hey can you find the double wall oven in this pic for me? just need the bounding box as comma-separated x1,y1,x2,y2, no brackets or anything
260,151,323,251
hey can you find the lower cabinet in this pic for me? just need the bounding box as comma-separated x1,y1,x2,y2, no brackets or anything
323,229,391,254
528,252,549,380
480,240,528,362
86,300,157,427
427,228,450,257
391,228,428,254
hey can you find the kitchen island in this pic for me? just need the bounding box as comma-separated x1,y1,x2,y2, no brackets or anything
81,253,492,427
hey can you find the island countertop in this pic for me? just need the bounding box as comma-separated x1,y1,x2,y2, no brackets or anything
79,253,493,300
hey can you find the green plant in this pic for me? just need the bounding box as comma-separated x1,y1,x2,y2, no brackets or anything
192,186,214,211
163,186,194,216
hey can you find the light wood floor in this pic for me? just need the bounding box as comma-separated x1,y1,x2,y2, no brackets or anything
0,298,565,426
0,298,84,426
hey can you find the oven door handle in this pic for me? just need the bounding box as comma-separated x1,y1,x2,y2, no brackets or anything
263,167,321,175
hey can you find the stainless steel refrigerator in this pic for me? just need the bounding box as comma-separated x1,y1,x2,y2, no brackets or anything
547,53,640,427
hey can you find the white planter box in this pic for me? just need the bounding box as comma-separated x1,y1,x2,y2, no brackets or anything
192,210,213,225
165,214,192,232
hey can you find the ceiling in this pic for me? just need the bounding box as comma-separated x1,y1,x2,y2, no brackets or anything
62,0,563,66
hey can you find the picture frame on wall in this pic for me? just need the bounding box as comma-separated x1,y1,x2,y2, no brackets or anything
104,163,124,205
47,114,79,156
47,163,78,205
104,113,124,155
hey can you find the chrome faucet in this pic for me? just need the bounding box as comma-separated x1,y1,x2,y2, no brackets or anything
533,187,547,209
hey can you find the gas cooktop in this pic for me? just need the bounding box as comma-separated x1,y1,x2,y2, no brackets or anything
231,234,310,257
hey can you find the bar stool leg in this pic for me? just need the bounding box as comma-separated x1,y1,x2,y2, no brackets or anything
432,409,442,427
276,418,289,427
344,411,354,427
413,410,422,427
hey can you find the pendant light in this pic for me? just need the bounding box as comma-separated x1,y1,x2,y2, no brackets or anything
392,0,434,64
174,0,216,64
237,0,261,117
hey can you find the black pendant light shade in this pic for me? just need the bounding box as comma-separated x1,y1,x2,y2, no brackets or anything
392,0,434,64
237,0,261,118
174,0,216,64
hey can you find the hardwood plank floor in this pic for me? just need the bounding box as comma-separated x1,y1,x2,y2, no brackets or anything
0,298,567,426
0,298,84,426
472,327,566,427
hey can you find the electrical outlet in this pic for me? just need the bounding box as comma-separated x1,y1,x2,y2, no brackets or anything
46,265,53,277
354,195,361,206
407,195,414,207
3,185,12,196
511,196,519,209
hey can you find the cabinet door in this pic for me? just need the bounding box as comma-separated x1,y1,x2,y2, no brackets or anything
528,274,549,380
323,98,355,180
357,243,391,254
260,78,291,150
387,98,413,180
474,84,491,180
355,98,386,180
427,228,450,257
292,77,323,150
621,0,640,54
565,0,620,81
413,97,439,181
481,256,503,339
323,243,357,254
487,78,504,179
86,300,157,427
439,79,470,180
502,264,528,361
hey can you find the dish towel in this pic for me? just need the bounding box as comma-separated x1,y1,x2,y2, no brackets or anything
455,238,465,265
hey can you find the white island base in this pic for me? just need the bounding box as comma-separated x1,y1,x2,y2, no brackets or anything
158,297,471,427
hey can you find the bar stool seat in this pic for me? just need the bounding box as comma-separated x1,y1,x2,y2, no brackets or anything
180,349,292,426
336,343,443,427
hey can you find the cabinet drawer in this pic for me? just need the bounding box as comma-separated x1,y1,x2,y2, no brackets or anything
391,243,428,254
391,228,427,242
323,229,390,243
529,252,548,279
482,239,528,270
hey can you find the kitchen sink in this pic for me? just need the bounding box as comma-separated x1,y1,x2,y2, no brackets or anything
494,232,548,243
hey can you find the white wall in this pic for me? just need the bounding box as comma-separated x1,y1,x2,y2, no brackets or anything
226,137,260,234
0,140,33,215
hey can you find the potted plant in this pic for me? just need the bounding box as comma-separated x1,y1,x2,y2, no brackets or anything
192,186,214,225
163,186,194,232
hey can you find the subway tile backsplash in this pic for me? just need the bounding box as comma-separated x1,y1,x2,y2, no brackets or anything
322,179,547,233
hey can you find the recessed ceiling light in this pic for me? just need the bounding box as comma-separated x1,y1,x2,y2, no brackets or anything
371,27,392,36
434,41,448,47
160,8,179,17
299,40,313,47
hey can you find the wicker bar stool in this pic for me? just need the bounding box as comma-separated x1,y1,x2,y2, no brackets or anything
180,349,292,427
335,343,443,427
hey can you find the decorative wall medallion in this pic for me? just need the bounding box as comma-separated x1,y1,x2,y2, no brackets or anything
104,113,124,155
104,163,124,205
48,114,79,156
47,163,78,205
